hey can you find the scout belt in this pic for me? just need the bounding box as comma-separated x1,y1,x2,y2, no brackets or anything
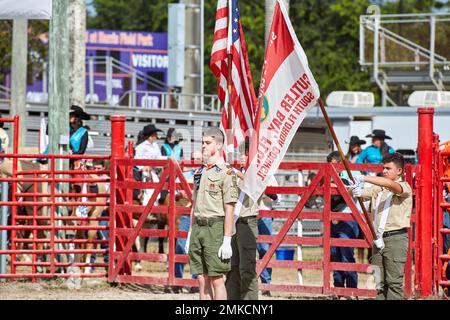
195,216,224,226
382,228,407,238
237,216,257,224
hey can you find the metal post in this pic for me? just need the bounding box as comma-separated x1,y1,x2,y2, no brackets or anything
265,0,289,46
297,171,303,285
43,62,48,97
10,19,28,150
106,56,113,105
359,16,365,66
0,182,8,280
417,108,434,297
131,71,137,107
88,57,95,104
200,0,204,110
429,16,441,91
111,116,126,159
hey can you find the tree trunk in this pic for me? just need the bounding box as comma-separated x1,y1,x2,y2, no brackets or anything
69,0,86,108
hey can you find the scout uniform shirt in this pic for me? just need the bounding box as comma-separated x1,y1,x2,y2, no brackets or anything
236,174,278,218
192,159,239,218
361,179,412,232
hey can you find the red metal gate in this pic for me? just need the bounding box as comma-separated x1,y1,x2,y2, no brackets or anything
108,156,194,286
0,116,111,281
433,137,450,296
255,162,417,298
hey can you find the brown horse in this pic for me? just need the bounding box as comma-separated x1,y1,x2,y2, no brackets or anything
0,159,50,267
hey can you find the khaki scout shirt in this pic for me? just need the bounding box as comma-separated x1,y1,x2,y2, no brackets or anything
236,174,278,218
192,159,238,218
361,180,412,232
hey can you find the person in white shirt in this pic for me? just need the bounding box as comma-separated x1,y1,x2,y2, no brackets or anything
134,124,164,162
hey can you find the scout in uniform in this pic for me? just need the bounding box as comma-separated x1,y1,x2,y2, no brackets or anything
185,127,238,300
225,142,277,300
351,152,412,300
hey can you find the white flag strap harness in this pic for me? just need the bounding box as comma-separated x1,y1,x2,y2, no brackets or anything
373,189,394,240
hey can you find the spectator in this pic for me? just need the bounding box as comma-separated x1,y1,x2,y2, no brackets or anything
0,115,9,154
345,136,366,163
327,151,359,295
356,130,395,165
134,124,163,162
69,105,91,155
161,128,183,160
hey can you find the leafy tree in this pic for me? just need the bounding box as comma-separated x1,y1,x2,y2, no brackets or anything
0,21,48,87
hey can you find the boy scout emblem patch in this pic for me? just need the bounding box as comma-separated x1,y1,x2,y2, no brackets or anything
215,167,222,173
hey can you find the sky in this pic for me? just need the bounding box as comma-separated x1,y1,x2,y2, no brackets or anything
86,0,96,17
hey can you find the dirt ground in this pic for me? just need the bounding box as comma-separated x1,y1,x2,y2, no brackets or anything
0,247,378,300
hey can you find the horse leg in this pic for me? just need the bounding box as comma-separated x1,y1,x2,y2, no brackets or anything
157,214,166,254
132,219,143,271
84,228,97,274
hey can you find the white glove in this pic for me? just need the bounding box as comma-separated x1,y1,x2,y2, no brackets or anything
184,231,191,254
373,237,385,250
218,236,232,260
352,186,363,197
349,175,365,188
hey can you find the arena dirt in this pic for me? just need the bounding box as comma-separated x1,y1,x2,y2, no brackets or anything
0,247,377,300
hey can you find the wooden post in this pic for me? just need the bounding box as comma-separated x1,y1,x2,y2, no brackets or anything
10,19,28,151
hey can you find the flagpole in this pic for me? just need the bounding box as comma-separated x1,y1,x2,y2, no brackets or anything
227,53,233,161
318,98,377,239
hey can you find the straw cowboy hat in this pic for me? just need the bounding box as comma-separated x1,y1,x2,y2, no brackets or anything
70,105,91,120
365,129,392,140
346,136,366,146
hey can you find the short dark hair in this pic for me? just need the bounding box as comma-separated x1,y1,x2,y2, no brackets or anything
92,159,105,167
327,151,341,163
382,152,405,170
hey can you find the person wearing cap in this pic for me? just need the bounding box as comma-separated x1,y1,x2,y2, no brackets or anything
69,105,91,155
185,127,239,300
356,130,395,165
346,136,366,163
161,128,184,161
134,124,163,161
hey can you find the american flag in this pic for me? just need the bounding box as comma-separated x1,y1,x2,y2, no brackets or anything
210,0,257,155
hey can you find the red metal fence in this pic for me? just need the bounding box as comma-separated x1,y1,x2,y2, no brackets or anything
0,110,446,299
107,155,418,298
434,141,450,296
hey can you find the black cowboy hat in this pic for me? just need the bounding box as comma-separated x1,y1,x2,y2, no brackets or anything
70,105,91,120
142,124,162,137
167,128,176,138
366,129,392,140
346,136,366,146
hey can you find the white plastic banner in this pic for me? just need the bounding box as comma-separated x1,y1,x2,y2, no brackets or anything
0,0,52,20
